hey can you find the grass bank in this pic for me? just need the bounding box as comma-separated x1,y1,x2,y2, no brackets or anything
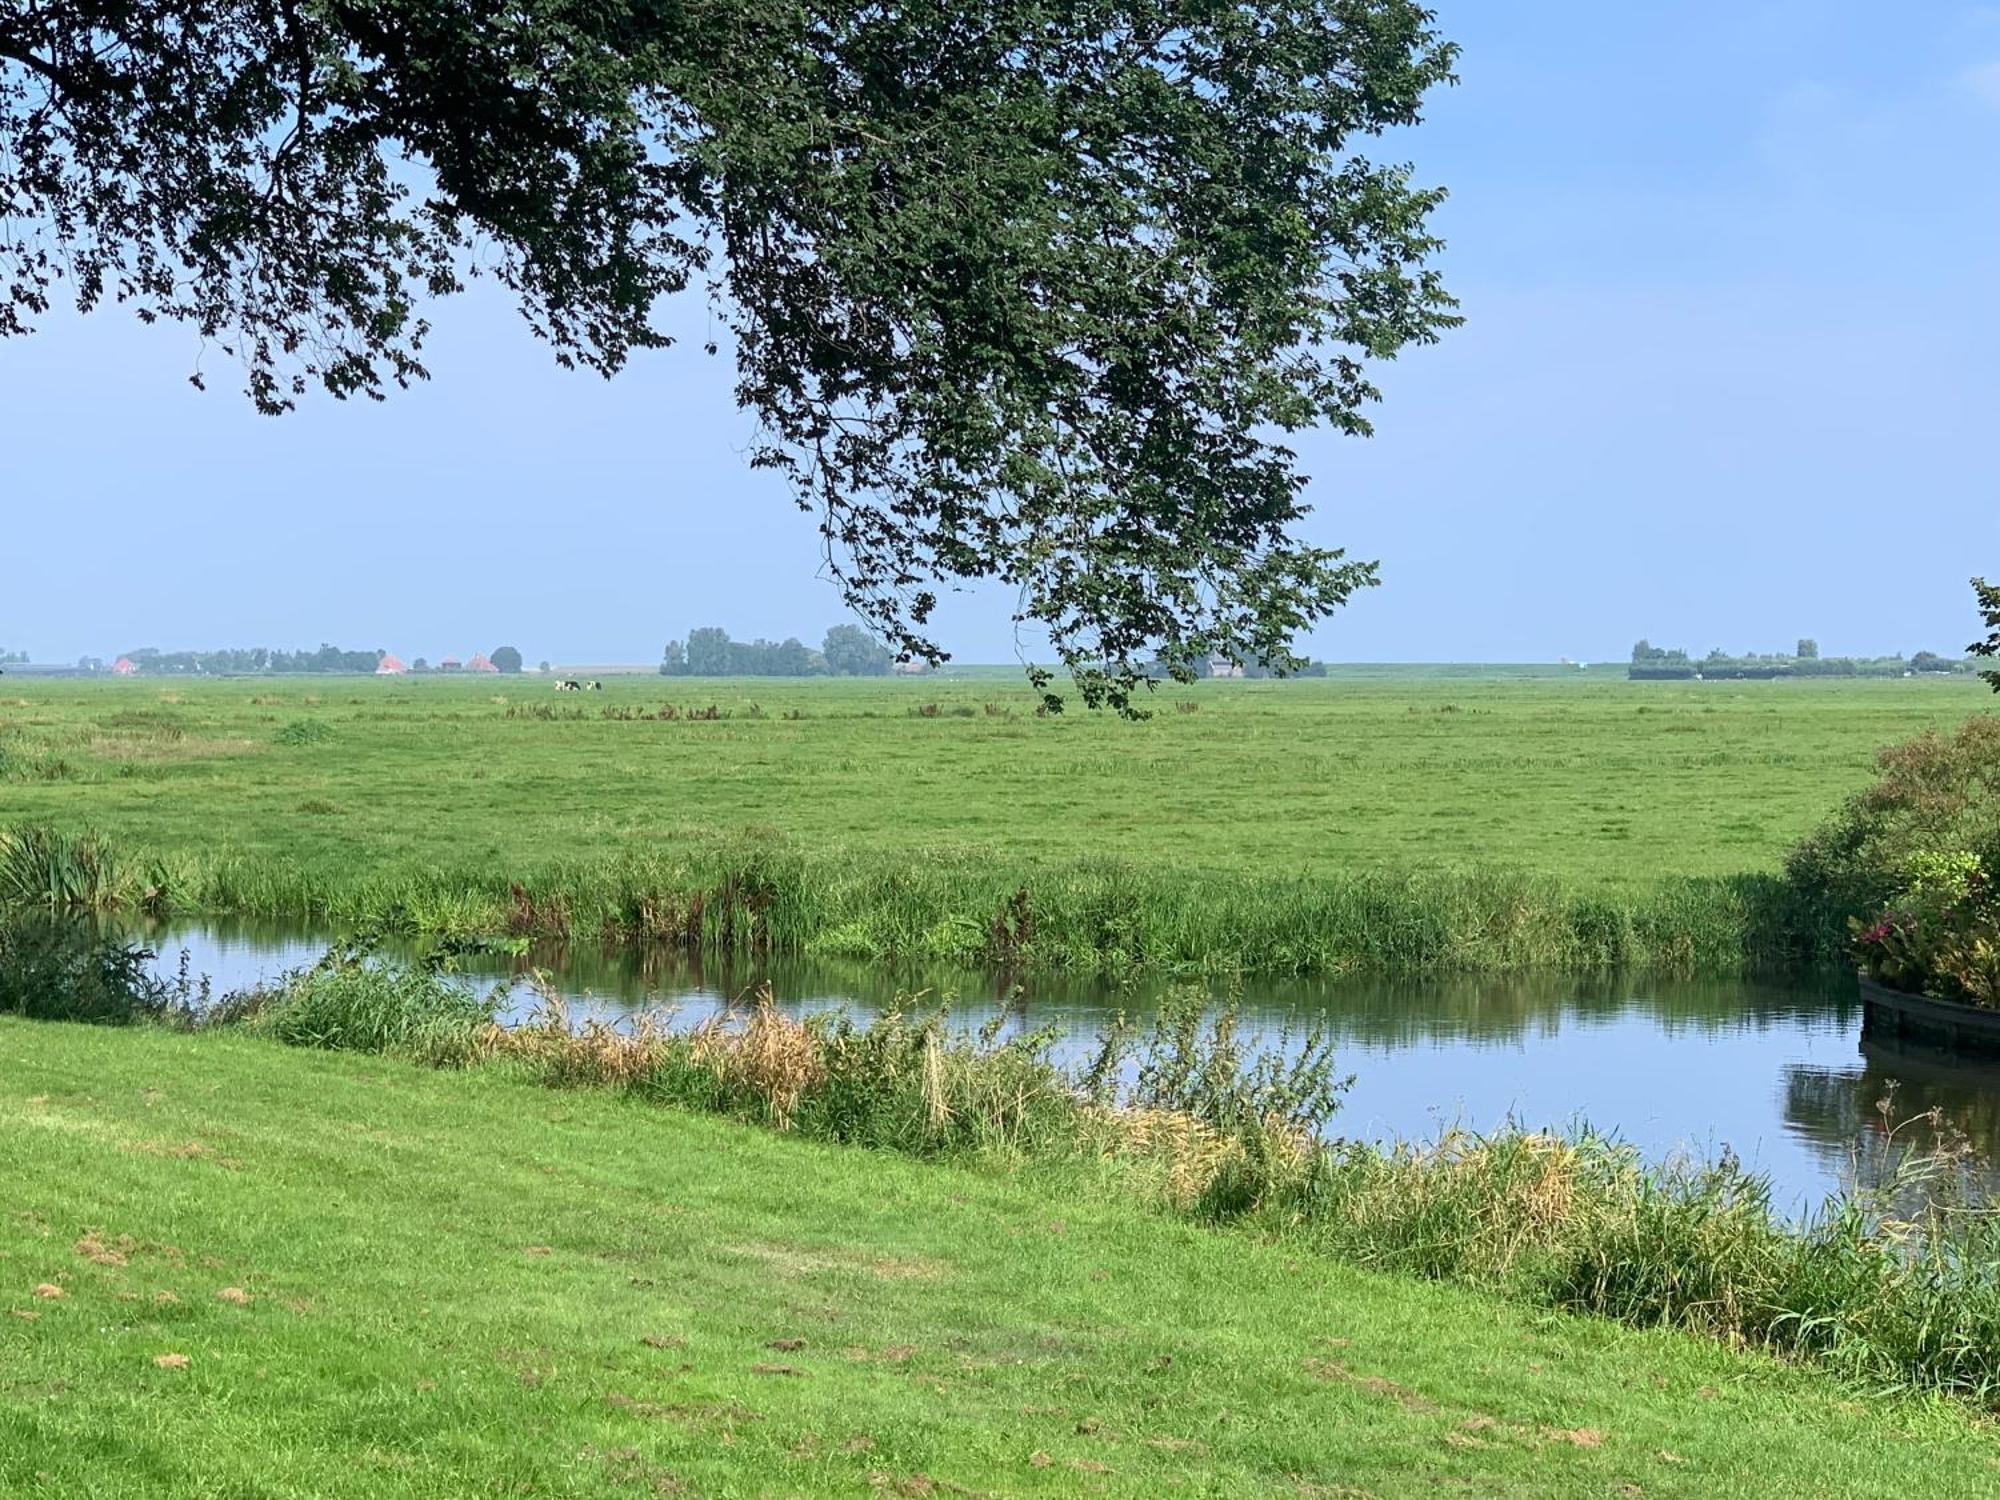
5,1018,1997,1497
37,938,2000,1409
1,674,1985,973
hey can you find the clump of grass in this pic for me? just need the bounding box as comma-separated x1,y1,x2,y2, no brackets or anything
1289,1110,2000,1403
0,916,171,1025
0,824,133,909
487,981,1342,1212
244,952,498,1065
275,718,334,746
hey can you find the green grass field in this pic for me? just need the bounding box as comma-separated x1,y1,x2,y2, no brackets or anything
1,673,1989,971
4,1018,1996,1498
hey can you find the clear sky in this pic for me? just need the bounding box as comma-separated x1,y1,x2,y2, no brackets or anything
3,1,1996,667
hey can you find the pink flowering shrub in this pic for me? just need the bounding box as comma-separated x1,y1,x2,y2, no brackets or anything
1852,852,2000,1005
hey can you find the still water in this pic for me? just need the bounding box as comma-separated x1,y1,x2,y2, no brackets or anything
133,919,2000,1211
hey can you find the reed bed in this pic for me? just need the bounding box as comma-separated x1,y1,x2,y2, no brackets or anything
0,820,1846,975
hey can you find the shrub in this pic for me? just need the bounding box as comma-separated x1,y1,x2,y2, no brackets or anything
247,954,498,1064
0,916,171,1024
1787,716,2000,919
1852,852,2000,1005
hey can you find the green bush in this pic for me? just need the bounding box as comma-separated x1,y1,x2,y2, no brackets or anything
0,917,171,1024
1787,716,2000,921
247,955,497,1064
1852,852,2000,1005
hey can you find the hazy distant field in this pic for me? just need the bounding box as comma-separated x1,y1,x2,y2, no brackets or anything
0,671,1980,881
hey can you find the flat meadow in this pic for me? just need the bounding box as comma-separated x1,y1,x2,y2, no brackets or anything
0,669,1988,973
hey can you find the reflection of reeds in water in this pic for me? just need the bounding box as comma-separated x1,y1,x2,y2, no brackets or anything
1784,1046,2000,1205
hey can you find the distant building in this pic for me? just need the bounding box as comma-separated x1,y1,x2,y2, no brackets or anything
466,652,498,673
1207,657,1245,678
439,657,462,672
891,659,929,675
376,654,408,676
110,656,137,676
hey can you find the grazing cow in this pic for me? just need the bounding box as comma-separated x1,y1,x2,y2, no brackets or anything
555,679,582,692
587,680,603,691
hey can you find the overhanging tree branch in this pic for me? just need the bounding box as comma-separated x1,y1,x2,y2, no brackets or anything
1,0,1459,712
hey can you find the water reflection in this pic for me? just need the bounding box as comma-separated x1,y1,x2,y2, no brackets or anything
118,917,2000,1211
1782,1038,2000,1201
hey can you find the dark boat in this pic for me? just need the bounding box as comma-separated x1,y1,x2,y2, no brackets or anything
1859,973,2000,1054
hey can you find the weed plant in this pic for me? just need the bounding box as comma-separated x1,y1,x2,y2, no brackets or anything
238,950,500,1063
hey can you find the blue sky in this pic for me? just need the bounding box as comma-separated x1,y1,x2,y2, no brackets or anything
4,1,1997,667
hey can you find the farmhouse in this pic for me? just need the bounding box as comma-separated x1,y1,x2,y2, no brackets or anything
466,652,498,673
110,656,136,676
376,654,409,676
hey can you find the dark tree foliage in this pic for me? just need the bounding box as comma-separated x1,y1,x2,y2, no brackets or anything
489,645,523,673
1974,578,2000,693
1,0,1458,711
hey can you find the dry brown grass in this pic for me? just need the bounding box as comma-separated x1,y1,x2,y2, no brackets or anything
1089,1105,1316,1209
688,990,823,1124
484,993,670,1088
1333,1130,1587,1270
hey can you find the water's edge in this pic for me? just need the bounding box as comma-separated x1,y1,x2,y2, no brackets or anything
114,916,2000,1212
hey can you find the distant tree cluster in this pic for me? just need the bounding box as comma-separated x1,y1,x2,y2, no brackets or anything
1628,639,1971,682
0,649,27,664
659,625,896,677
115,644,384,675
106,644,528,676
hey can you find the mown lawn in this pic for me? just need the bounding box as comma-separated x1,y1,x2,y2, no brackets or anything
0,673,1986,889
3,1020,1996,1497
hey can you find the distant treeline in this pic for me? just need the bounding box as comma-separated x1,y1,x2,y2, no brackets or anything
1629,639,1973,681
116,645,387,675
660,625,903,677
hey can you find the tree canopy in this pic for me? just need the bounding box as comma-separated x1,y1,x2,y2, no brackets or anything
1,0,1458,710
1974,578,2000,693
